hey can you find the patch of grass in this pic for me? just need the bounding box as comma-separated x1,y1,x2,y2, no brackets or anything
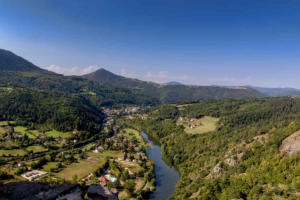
81,143,95,152
0,127,6,135
0,140,18,149
117,160,142,174
0,121,8,126
45,130,71,138
90,151,123,159
14,126,27,134
0,121,16,126
29,130,40,135
55,151,122,180
43,162,58,172
26,145,47,153
178,116,219,134
0,149,27,156
14,126,39,139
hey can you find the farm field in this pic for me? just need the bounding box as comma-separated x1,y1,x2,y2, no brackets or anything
55,151,122,180
14,126,27,134
43,162,58,172
45,130,72,138
26,145,47,153
177,116,219,134
0,149,27,156
81,143,95,152
14,126,39,139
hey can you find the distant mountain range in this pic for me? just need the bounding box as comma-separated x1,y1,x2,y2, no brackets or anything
217,85,300,97
4,48,300,105
248,86,300,97
0,49,155,107
82,68,264,103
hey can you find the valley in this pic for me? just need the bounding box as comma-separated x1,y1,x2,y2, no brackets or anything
1,49,300,200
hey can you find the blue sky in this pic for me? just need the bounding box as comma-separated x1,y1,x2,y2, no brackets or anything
1,0,300,87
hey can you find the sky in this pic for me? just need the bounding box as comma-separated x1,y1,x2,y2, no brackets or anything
1,0,300,87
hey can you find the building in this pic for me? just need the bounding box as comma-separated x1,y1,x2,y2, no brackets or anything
21,170,47,181
99,176,107,186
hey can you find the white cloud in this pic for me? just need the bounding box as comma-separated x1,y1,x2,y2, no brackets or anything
145,71,169,81
44,64,100,75
120,68,137,78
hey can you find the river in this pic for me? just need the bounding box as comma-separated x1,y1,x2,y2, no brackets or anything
141,132,180,200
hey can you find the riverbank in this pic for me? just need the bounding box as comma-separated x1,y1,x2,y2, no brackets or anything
141,132,179,200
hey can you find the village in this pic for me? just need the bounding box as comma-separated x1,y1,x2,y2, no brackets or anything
0,106,155,200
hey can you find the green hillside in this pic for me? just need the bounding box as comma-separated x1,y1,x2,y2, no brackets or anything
0,49,155,135
83,68,265,103
0,49,42,72
123,97,300,199
0,88,104,134
0,50,156,107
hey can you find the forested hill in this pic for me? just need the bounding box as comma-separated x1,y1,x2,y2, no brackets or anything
0,49,156,107
0,49,155,133
0,49,43,72
82,68,265,103
124,97,300,199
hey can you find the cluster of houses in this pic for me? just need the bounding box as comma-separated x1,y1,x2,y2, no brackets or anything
103,106,140,117
179,117,199,129
21,170,47,181
81,171,117,187
105,135,140,152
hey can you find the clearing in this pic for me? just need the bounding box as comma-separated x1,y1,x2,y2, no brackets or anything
177,116,219,134
43,162,59,172
26,145,47,153
55,151,122,180
45,130,72,138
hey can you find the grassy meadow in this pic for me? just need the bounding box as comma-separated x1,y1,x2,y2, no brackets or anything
177,116,219,134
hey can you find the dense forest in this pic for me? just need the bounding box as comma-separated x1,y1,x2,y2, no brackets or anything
0,88,103,134
122,97,300,199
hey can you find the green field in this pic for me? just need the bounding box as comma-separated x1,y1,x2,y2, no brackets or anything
43,162,58,172
81,143,95,152
55,151,122,180
178,116,219,134
14,126,39,139
0,149,27,156
45,130,72,138
14,126,27,134
26,145,47,153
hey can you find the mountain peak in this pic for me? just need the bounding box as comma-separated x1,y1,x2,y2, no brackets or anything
0,49,41,72
166,81,184,86
82,68,125,84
